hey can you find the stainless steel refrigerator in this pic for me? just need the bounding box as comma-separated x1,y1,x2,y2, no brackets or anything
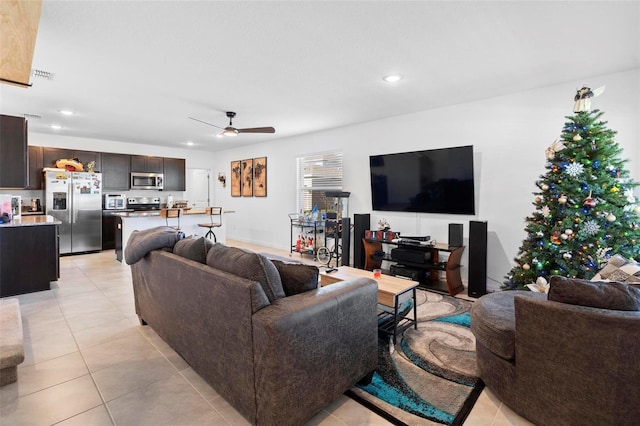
44,168,102,254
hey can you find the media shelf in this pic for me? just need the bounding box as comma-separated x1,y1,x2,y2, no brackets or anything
364,239,465,296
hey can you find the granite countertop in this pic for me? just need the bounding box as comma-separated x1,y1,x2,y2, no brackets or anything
0,215,61,227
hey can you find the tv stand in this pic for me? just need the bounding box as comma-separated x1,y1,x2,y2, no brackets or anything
364,239,465,296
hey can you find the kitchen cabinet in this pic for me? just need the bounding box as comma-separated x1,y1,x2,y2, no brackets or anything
42,147,73,169
42,147,101,172
163,157,186,191
0,221,59,297
102,153,130,190
26,145,43,189
0,115,28,188
131,155,163,173
102,211,117,250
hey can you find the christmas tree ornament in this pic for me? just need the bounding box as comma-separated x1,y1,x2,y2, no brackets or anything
565,162,585,177
563,252,572,260
522,263,530,270
573,134,582,142
560,233,568,240
558,195,568,204
573,86,605,112
541,184,549,191
606,213,616,222
610,186,620,193
545,140,566,160
583,197,596,208
564,229,573,236
583,220,601,235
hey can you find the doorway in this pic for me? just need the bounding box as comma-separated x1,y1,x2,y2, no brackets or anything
186,168,210,209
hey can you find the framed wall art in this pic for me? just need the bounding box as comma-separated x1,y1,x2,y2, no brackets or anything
241,159,253,197
231,160,241,197
253,157,267,197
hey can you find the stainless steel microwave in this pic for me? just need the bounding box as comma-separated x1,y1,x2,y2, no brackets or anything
131,172,164,190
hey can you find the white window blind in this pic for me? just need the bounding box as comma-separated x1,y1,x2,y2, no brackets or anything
296,151,343,213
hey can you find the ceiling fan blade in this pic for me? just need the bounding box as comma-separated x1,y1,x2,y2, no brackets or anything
237,127,276,134
188,116,224,130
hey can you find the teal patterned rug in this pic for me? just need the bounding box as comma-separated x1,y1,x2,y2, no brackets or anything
346,290,483,425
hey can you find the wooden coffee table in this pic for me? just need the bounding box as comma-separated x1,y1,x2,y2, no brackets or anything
320,266,418,343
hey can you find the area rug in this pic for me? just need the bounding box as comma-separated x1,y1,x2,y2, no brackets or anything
346,290,484,425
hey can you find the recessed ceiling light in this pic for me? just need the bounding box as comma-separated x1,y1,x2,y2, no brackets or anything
58,109,74,116
185,141,194,146
383,74,403,83
50,124,62,130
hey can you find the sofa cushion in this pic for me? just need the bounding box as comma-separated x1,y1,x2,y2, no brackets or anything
591,254,640,283
173,236,214,264
471,290,545,361
125,226,185,264
206,244,285,302
270,259,319,296
548,275,640,311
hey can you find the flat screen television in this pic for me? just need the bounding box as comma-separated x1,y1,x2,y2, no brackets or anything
369,145,475,214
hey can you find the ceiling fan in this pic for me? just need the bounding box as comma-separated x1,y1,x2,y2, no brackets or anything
189,111,275,137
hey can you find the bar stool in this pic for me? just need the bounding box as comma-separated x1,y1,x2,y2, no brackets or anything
161,208,183,230
198,207,222,242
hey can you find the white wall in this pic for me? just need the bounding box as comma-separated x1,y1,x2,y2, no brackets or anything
23,69,638,291
212,69,639,291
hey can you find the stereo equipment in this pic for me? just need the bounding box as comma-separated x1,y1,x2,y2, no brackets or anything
353,214,370,269
341,217,351,266
468,220,488,298
390,264,425,282
391,248,432,265
448,223,464,247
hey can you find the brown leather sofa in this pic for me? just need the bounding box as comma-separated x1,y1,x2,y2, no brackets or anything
471,285,640,426
129,236,378,426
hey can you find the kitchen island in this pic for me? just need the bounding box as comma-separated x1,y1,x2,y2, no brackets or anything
0,215,61,297
115,209,232,264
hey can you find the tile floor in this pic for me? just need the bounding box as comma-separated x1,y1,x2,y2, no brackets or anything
0,241,533,426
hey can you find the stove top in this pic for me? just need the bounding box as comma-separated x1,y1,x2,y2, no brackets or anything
126,197,161,211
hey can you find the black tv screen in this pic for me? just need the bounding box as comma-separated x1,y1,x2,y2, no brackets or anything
369,145,475,214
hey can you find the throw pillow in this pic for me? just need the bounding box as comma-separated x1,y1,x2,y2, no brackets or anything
124,226,185,264
270,259,319,296
173,236,214,264
548,275,640,311
591,254,640,283
206,244,285,302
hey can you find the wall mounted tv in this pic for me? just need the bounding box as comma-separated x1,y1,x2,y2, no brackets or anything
369,145,475,215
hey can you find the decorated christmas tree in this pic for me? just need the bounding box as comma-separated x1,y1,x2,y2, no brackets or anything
504,86,640,291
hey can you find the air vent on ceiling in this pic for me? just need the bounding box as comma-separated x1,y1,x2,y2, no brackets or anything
23,113,42,120
31,69,55,80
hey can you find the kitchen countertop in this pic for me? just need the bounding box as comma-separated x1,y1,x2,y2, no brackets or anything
113,209,235,218
0,215,61,227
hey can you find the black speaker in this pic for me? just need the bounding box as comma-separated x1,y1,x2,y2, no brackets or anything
353,214,370,269
468,220,488,298
341,217,350,266
448,223,463,247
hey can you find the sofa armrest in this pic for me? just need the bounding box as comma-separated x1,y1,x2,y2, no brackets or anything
251,277,378,426
514,295,640,424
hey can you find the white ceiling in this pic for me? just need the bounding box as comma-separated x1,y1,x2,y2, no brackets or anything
1,1,638,152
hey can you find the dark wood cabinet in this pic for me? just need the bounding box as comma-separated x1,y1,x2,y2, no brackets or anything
102,212,117,250
0,115,28,188
163,157,186,191
131,155,163,173
102,153,131,190
0,224,59,296
26,145,44,189
42,147,73,169
42,148,101,172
